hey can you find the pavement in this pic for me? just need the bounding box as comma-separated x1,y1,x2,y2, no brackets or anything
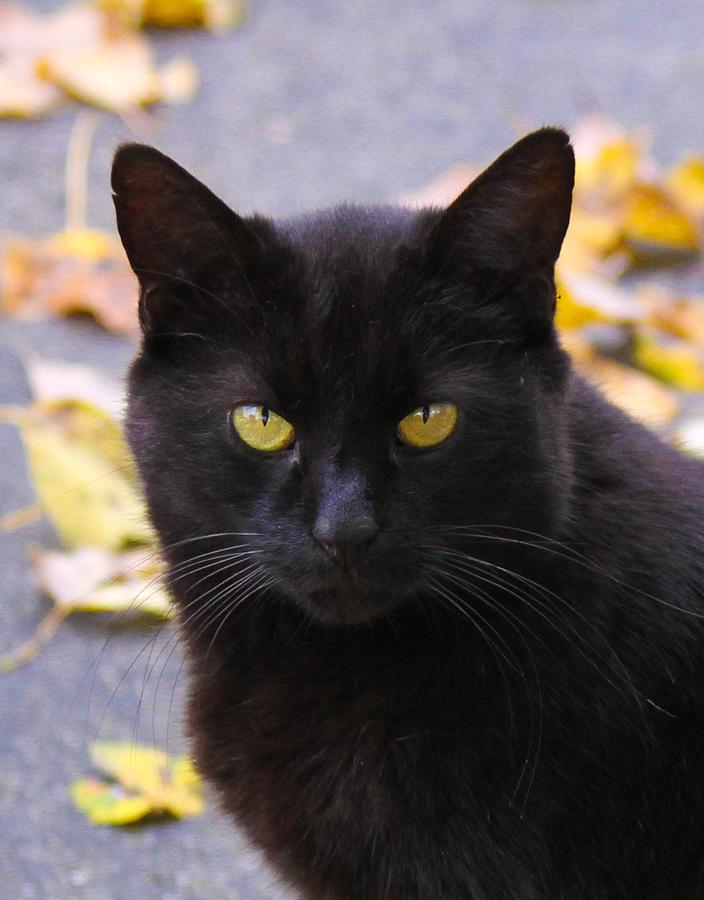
1,1,704,897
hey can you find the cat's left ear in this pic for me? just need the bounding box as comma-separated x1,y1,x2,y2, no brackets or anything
112,144,263,335
426,128,574,335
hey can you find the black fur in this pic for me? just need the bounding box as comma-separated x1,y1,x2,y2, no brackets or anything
113,130,704,899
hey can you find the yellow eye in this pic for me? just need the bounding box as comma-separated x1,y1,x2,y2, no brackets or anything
232,404,295,452
397,402,458,448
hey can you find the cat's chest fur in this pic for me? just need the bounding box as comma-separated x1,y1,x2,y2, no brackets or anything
184,599,702,900
187,610,547,899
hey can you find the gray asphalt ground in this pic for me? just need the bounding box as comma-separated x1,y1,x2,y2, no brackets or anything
2,1,704,897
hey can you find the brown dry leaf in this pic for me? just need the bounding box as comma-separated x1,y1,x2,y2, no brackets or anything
0,1,198,117
1,228,139,336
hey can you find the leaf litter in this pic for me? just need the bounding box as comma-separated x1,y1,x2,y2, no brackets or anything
0,0,245,119
0,362,170,673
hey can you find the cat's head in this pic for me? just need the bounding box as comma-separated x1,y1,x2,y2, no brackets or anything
114,129,575,627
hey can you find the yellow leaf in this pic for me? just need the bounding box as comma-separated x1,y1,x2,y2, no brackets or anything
633,330,704,391
91,742,169,796
141,0,245,31
75,742,205,823
75,581,172,617
555,270,645,331
166,756,205,817
623,184,700,265
71,778,153,825
8,399,152,550
666,157,704,219
575,136,640,204
559,209,623,271
556,276,610,331
46,228,115,262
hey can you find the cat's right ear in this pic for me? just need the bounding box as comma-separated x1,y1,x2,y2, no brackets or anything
111,144,261,336
424,128,575,340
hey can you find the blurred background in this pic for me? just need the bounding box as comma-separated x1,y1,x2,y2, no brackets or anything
2,1,704,897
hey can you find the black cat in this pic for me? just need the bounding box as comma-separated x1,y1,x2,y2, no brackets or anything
113,129,704,899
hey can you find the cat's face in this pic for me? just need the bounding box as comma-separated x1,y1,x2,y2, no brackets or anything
115,130,575,626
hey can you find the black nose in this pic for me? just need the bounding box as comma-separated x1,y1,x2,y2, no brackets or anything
313,514,378,570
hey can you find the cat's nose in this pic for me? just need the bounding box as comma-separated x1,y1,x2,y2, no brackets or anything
313,514,378,571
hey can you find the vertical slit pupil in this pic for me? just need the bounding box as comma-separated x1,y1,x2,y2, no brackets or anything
261,406,269,427
422,404,430,424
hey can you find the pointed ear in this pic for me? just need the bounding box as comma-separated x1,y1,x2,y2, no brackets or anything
428,128,575,272
424,128,574,341
111,144,261,336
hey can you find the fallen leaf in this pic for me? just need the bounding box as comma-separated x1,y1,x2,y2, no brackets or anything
72,742,204,825
633,329,704,391
666,157,704,221
622,184,700,265
0,1,198,117
4,399,152,550
44,29,191,112
23,355,125,418
71,778,154,825
0,4,64,118
108,0,246,31
558,210,624,274
1,229,139,336
32,547,170,617
555,270,645,331
1,543,168,671
575,135,641,206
